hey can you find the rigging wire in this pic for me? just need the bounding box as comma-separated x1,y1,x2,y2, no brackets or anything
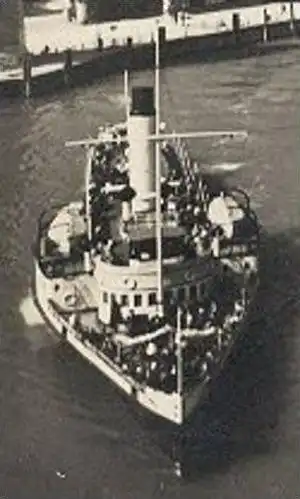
160,67,180,131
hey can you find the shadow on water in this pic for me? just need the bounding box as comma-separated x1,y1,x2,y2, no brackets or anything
152,227,300,480
17,228,300,481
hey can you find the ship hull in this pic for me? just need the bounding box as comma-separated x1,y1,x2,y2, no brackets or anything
33,258,184,425
33,256,258,427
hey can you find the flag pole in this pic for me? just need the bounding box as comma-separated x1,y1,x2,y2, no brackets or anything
84,147,94,272
124,69,130,121
176,306,183,395
155,28,163,317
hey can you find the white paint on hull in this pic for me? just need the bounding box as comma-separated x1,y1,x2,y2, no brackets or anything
34,257,257,425
20,292,44,326
34,260,184,424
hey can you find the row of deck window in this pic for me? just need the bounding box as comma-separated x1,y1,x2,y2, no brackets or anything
102,281,208,308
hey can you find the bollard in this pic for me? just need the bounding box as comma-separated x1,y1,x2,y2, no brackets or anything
232,12,241,44
157,26,167,65
23,53,32,99
97,36,103,51
290,0,296,36
158,25,167,45
63,48,73,85
126,36,133,48
262,8,270,43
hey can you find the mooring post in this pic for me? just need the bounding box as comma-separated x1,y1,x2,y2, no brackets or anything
97,35,103,51
63,48,73,86
290,0,296,36
23,52,32,98
232,12,241,44
157,25,167,63
262,8,270,43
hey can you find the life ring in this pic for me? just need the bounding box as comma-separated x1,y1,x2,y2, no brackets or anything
64,293,78,308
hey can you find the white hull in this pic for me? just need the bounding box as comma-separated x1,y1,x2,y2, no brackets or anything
34,258,255,426
34,260,183,424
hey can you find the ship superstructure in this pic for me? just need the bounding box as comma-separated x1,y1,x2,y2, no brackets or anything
33,34,259,425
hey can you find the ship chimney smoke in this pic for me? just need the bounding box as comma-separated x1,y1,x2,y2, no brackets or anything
127,87,156,213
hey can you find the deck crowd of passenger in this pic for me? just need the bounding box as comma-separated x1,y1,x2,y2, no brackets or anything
86,138,219,263
74,269,246,393
60,131,258,390
43,128,258,277
87,136,259,266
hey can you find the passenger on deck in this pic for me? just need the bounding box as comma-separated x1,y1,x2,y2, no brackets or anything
165,298,177,327
111,295,122,328
126,309,136,335
186,308,194,328
135,364,144,383
209,301,217,320
166,194,177,220
194,225,210,256
146,342,158,357
161,181,173,210
147,360,160,388
234,299,244,319
183,237,196,259
211,227,223,258
120,308,130,327
196,303,205,321
102,238,114,261
151,313,164,329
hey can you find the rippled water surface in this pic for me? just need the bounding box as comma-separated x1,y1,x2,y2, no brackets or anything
1,49,300,498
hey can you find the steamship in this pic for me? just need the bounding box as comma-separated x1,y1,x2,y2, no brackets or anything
33,33,260,425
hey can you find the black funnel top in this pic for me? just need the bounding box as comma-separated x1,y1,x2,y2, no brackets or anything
130,87,155,116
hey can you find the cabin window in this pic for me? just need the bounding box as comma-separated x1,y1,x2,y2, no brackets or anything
103,291,108,303
134,294,142,307
120,294,129,306
148,292,157,306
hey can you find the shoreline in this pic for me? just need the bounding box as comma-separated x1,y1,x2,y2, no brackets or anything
1,2,300,99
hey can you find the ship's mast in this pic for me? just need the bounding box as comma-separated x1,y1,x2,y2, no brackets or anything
155,28,163,318
124,69,130,122
85,146,94,271
176,306,183,396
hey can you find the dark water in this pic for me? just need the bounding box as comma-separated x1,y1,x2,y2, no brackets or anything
1,49,300,497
